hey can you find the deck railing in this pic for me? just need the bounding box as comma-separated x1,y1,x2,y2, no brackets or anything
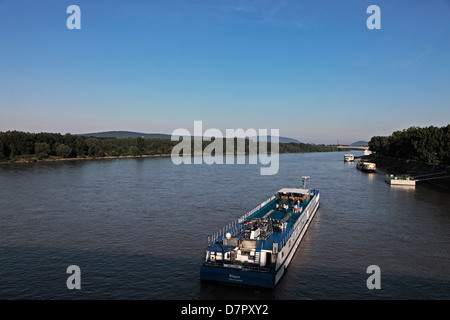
238,196,275,223
277,191,317,251
208,196,275,246
204,260,272,273
208,191,317,252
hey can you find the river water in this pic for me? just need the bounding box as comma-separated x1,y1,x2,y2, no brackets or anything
0,151,449,300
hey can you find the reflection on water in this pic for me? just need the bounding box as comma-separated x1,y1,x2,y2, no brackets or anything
389,185,416,191
0,151,449,299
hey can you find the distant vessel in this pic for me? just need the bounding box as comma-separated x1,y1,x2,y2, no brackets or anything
364,149,373,156
344,153,354,162
385,174,416,186
356,161,376,172
200,177,320,288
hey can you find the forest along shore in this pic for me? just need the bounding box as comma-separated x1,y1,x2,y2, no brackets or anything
366,154,450,192
0,131,338,164
0,154,173,164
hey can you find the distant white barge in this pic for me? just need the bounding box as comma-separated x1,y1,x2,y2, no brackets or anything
385,174,416,186
344,153,354,162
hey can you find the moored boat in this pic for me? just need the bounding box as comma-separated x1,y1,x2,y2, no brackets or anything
200,178,320,288
356,161,376,172
344,153,354,162
385,174,416,186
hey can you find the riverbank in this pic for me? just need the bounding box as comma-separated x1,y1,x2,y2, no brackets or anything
365,154,450,192
0,154,173,164
0,152,275,165
0,147,340,165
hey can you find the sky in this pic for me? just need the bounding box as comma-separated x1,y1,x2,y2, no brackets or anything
0,0,449,144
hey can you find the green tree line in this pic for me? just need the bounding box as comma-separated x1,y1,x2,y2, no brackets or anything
368,125,450,164
0,131,337,162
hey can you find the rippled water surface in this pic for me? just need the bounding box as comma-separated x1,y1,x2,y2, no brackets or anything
1,152,449,299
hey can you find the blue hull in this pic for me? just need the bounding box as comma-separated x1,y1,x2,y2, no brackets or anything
200,265,278,288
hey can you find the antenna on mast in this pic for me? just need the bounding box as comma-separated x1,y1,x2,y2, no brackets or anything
301,176,311,188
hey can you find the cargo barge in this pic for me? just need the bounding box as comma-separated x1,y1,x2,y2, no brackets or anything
200,178,320,288
356,161,376,172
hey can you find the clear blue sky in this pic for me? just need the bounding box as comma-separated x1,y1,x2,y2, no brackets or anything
1,0,449,144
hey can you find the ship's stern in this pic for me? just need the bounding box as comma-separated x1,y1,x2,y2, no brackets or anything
200,265,276,288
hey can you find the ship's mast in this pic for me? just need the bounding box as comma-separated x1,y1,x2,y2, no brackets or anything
301,176,310,189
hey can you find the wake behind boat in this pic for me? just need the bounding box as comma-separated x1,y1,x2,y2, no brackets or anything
200,177,320,288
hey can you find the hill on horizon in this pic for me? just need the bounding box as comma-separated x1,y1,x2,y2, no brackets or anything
77,131,301,143
77,131,172,139
349,140,368,146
